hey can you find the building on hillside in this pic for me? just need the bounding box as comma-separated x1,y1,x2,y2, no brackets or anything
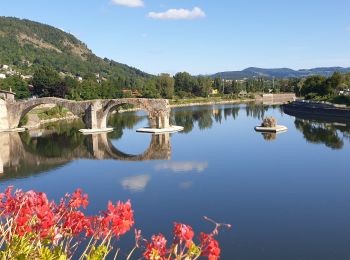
238,90,248,97
76,76,83,82
21,75,33,80
0,89,16,101
210,89,219,95
0,74,6,79
1,65,9,70
339,89,350,96
5,70,17,76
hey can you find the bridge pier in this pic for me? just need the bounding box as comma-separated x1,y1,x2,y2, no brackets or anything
0,99,10,132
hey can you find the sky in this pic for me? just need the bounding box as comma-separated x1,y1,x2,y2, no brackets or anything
1,0,350,75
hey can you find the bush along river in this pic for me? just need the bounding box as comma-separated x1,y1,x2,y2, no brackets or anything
1,103,350,259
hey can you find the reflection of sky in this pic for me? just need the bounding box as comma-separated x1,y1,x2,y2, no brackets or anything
109,116,150,156
121,174,150,193
155,161,208,173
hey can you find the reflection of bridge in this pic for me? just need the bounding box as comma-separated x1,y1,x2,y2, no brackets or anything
0,97,170,131
86,133,171,161
0,132,171,175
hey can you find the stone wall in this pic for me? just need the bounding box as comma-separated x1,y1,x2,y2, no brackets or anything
0,99,9,130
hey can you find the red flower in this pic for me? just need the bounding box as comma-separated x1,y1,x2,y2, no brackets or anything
69,189,89,209
200,233,221,260
103,200,134,238
63,211,91,236
144,233,167,260
173,223,194,247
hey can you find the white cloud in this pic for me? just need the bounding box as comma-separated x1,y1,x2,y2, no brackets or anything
155,161,208,173
111,0,144,8
148,7,206,20
121,175,150,192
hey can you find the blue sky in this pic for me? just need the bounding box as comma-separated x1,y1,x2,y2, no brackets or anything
1,0,350,75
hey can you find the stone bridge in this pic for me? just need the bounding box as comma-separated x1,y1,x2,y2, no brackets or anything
0,97,170,131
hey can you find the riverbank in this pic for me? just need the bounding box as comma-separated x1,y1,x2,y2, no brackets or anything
283,100,350,119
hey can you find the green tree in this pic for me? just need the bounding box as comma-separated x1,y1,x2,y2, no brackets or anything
193,76,212,97
142,78,160,98
31,67,61,97
174,72,194,95
156,74,174,99
0,75,31,99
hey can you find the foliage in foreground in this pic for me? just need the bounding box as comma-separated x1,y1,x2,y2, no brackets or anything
0,186,230,259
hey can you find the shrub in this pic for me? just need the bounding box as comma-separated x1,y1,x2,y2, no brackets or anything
0,186,230,259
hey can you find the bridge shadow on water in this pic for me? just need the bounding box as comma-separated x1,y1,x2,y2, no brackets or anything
0,118,172,180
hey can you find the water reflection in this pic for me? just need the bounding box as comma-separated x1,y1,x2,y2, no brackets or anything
3,103,349,178
245,103,269,120
261,132,277,141
154,161,208,173
284,109,350,149
121,174,151,193
294,119,350,149
0,112,172,178
171,106,240,132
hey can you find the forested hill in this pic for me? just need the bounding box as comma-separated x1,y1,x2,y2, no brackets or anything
0,17,150,83
212,67,350,80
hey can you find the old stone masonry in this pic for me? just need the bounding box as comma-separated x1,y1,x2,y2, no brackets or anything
0,93,171,131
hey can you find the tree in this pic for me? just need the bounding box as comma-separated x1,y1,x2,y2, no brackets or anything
142,78,160,98
300,75,327,97
174,72,194,95
213,77,222,92
0,75,31,99
325,71,342,94
193,76,212,97
32,67,61,97
156,74,174,99
231,80,241,94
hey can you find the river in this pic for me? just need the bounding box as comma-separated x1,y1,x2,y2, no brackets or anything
1,103,350,259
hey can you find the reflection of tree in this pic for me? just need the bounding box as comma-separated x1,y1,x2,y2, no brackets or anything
20,121,86,157
262,132,277,141
224,107,240,120
172,106,241,133
172,110,195,133
213,109,222,124
197,111,213,130
107,112,145,139
245,103,268,120
294,119,344,149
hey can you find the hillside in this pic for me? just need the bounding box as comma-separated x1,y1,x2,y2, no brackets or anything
0,17,150,84
212,67,350,80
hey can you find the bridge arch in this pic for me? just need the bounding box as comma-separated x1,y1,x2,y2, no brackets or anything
99,98,171,129
6,98,90,129
99,99,152,129
85,132,171,161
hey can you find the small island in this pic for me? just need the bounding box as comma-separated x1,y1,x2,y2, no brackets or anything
255,116,288,133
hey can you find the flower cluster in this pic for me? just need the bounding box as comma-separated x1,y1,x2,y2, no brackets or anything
142,222,223,260
0,186,134,259
0,186,228,259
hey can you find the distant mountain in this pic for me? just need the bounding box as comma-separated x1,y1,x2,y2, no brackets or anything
212,67,350,80
0,16,150,83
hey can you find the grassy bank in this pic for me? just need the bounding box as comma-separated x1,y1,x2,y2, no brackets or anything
170,95,255,106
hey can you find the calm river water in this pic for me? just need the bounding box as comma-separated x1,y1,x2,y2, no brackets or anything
1,103,350,259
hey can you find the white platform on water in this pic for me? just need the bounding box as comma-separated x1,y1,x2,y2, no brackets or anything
79,128,114,135
137,125,184,134
0,128,26,133
254,125,288,133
